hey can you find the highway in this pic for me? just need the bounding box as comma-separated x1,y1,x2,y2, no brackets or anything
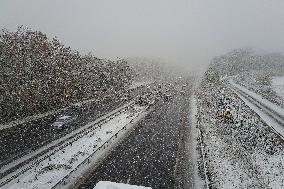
229,81,284,139
76,81,193,189
0,86,145,168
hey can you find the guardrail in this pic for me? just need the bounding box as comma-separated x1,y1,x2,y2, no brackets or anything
230,85,284,124
229,84,284,140
51,113,140,189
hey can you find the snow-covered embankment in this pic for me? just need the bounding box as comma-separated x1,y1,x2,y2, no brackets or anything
196,81,284,188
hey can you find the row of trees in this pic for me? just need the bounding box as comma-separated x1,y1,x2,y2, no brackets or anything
203,48,284,85
0,26,133,123
210,49,284,77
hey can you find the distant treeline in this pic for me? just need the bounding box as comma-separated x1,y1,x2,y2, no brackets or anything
211,49,284,76
203,49,284,84
0,26,133,123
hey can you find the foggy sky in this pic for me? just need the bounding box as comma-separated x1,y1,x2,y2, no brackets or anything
1,0,284,71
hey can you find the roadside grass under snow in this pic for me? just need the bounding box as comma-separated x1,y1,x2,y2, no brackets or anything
196,82,284,189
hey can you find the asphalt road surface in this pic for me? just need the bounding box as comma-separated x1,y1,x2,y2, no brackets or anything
0,87,145,166
77,82,192,189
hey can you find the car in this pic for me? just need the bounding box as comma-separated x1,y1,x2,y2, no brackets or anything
51,115,77,129
180,90,186,95
164,94,173,102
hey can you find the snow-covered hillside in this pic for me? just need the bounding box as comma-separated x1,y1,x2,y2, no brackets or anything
196,81,284,189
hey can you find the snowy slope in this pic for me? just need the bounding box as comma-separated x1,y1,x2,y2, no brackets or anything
272,76,284,99
230,81,284,118
233,74,284,108
230,81,284,139
196,81,284,189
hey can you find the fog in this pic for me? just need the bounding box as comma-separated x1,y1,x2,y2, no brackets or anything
1,0,284,72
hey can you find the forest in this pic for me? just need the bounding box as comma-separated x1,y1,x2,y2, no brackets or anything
0,27,134,123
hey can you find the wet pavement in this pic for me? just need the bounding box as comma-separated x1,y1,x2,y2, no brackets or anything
77,83,192,189
0,87,145,166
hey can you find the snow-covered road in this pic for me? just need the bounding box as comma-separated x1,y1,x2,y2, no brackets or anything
1,104,149,189
229,81,284,139
76,82,200,189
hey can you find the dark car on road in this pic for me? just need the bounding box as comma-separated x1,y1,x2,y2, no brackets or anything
51,115,77,129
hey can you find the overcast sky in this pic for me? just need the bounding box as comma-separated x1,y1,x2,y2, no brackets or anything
1,0,284,71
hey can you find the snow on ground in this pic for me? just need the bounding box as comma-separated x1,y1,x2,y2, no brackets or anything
189,96,207,189
93,181,152,189
234,74,284,108
196,81,284,189
230,81,284,118
272,76,284,99
4,105,147,189
230,82,284,140
1,102,133,176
